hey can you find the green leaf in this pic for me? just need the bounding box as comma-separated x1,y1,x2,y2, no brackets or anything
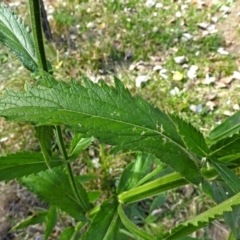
87,191,102,203
59,223,85,240
69,133,94,159
118,204,154,240
169,115,209,157
0,4,38,72
83,197,127,240
117,153,154,194
10,211,47,231
208,111,240,142
0,76,203,184
149,193,166,213
75,174,97,183
0,152,63,182
209,158,240,193
20,167,87,221
59,227,75,240
35,126,54,168
45,205,58,240
209,134,240,157
202,180,240,240
163,191,240,239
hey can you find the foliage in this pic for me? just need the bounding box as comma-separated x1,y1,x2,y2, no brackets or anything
0,1,240,239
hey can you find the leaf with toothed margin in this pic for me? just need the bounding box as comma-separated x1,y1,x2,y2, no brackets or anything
20,167,89,221
83,197,128,240
209,133,240,158
0,75,202,184
169,115,209,157
0,152,63,182
0,4,38,72
208,111,240,143
163,191,240,239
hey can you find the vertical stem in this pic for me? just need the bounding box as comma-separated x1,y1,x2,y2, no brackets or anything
55,126,90,212
29,0,48,71
29,0,90,212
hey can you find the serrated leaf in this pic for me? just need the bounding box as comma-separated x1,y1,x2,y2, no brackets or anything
0,152,63,182
208,111,240,142
35,126,54,168
117,153,154,194
118,204,153,240
209,158,240,193
45,205,57,240
10,211,47,231
169,115,209,157
20,167,87,221
83,197,127,240
69,133,94,159
202,180,240,240
209,134,240,157
0,76,202,184
0,4,38,72
164,191,240,239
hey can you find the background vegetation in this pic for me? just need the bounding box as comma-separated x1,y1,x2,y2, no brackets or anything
1,0,240,238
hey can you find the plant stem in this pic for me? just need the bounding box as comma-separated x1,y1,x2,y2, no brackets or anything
29,0,48,71
55,126,90,212
118,172,187,204
29,0,90,213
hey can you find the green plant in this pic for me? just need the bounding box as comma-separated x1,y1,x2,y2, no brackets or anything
1,1,240,239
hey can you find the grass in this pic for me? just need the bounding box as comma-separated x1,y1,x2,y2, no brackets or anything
1,0,240,238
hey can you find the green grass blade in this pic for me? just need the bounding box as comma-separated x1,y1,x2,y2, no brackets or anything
0,75,203,184
164,192,240,239
0,4,38,72
20,167,87,221
0,152,63,182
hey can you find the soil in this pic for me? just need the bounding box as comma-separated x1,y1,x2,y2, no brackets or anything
0,0,240,239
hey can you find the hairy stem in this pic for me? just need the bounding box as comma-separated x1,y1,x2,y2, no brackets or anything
29,0,48,71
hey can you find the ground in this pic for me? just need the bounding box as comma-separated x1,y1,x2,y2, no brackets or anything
1,0,240,239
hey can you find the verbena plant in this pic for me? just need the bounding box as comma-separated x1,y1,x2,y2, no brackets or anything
0,1,240,239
